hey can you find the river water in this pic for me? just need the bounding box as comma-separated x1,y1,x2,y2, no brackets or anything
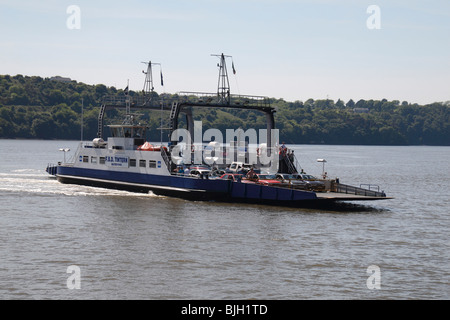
0,140,448,300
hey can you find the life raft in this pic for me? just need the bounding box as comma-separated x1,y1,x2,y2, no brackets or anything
137,142,165,151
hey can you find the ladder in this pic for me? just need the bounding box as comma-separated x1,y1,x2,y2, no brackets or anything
285,154,297,174
160,146,173,173
169,101,178,131
97,104,106,138
281,151,299,174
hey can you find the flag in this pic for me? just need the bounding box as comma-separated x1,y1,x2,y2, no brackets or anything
124,85,129,95
232,61,236,74
160,70,164,86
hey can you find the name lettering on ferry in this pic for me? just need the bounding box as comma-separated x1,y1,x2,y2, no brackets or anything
105,156,129,167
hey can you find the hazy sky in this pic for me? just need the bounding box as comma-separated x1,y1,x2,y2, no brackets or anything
1,0,449,104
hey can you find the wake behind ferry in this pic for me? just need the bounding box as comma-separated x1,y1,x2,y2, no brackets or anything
46,55,391,207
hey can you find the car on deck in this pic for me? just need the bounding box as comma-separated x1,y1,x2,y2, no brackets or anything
189,168,211,179
246,174,282,186
219,173,243,182
297,173,326,191
275,173,309,189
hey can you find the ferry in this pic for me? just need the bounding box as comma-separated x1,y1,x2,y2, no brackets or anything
46,55,391,207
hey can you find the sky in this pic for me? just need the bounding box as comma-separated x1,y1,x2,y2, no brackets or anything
1,0,449,105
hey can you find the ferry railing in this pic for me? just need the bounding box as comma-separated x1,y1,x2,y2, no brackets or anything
360,184,380,192
177,91,272,109
335,183,386,197
102,95,128,106
101,92,273,111
46,163,58,175
102,95,162,107
62,142,83,165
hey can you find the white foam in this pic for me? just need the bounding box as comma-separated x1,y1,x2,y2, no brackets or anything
0,174,159,198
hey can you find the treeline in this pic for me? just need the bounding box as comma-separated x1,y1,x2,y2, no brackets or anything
0,74,449,145
0,74,111,139
267,98,449,145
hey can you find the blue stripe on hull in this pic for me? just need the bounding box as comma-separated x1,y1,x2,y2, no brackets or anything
230,182,316,201
56,166,317,203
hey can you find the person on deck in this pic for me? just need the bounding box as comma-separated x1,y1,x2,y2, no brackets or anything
246,168,257,180
280,142,287,156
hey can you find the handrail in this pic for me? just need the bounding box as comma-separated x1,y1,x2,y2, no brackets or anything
102,95,162,107
336,183,386,197
360,184,380,192
177,91,272,108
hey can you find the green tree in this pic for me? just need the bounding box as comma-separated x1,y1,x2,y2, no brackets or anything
31,113,56,139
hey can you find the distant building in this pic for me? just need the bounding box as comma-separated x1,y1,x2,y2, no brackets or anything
50,76,72,83
353,108,369,113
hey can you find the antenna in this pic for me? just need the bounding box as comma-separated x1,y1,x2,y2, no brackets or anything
126,79,130,114
80,98,84,141
142,61,154,95
123,79,132,125
142,61,162,95
211,53,232,104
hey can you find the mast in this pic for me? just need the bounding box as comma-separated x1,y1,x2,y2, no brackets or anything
81,98,84,141
123,79,132,125
142,61,154,95
142,61,162,95
142,60,165,142
211,53,232,104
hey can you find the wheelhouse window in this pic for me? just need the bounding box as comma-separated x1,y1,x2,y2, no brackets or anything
110,127,123,137
133,127,145,138
109,125,147,139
